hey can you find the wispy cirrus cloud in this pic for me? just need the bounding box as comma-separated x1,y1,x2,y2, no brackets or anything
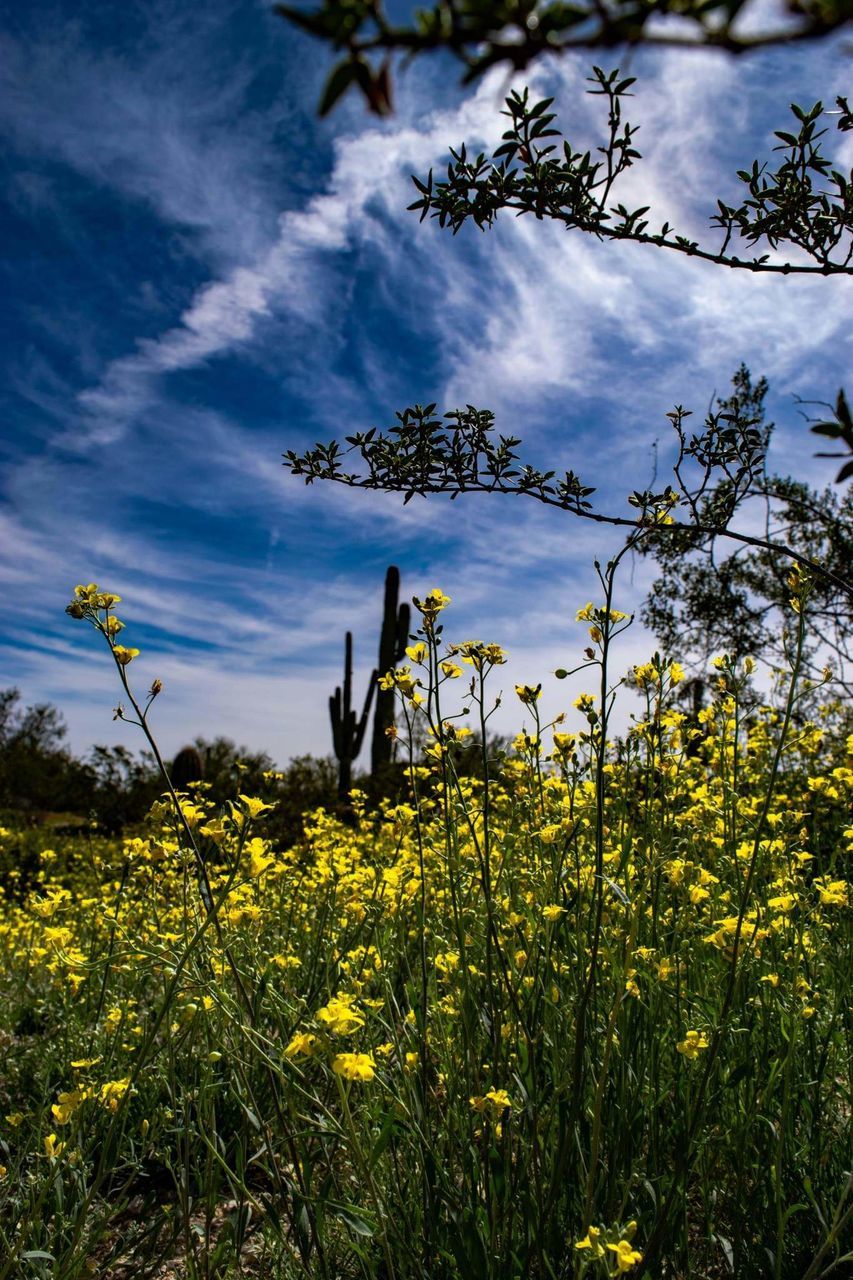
1,3,849,764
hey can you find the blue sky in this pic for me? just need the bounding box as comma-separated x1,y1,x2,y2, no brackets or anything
1,0,850,765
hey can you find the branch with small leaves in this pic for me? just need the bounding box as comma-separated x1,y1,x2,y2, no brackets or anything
275,1,852,117
283,399,853,598
408,72,853,274
807,388,853,483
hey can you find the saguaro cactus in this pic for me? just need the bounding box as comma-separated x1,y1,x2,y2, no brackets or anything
171,745,204,791
330,631,377,800
371,565,411,777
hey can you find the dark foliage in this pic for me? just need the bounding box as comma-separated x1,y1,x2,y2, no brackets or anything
275,1,852,117
640,367,853,691
407,76,853,275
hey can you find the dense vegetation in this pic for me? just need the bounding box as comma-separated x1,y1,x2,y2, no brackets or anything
0,686,340,852
0,580,850,1279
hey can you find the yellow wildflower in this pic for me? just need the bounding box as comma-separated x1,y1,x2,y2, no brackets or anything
332,1053,376,1082
575,1225,605,1258
677,1030,710,1060
470,1088,512,1119
248,839,276,877
607,1239,644,1272
51,1088,89,1125
316,996,365,1035
99,1078,131,1113
239,795,275,819
814,877,848,907
284,1032,317,1059
458,641,507,670
412,588,451,622
112,646,140,665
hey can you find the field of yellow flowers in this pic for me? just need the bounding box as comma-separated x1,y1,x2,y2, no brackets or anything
0,583,850,1279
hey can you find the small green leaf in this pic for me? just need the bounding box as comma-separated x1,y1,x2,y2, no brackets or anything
318,60,360,117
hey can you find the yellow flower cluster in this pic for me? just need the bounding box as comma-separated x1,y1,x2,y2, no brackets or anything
0,585,846,1275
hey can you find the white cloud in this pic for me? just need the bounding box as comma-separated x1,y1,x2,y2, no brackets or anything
3,15,850,765
0,7,285,264
28,38,848,456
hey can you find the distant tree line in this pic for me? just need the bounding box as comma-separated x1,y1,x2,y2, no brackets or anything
0,687,339,847
0,679,515,851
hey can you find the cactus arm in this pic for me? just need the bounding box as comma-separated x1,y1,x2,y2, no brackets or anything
329,688,343,758
343,631,353,727
372,565,408,777
330,630,378,799
354,669,379,757
395,601,411,663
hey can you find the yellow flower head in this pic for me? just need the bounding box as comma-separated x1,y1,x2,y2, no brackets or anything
676,1030,710,1060
51,1088,90,1125
99,1078,131,1113
575,1226,604,1258
470,1088,512,1119
112,646,140,666
815,877,848,907
248,839,276,877
44,1133,66,1159
316,996,365,1036
380,666,422,701
332,1052,376,1082
576,603,628,624
239,795,275,820
284,1032,318,1059
607,1239,644,1272
458,641,507,670
413,588,451,623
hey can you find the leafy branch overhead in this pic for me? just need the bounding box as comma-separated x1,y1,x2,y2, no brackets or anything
809,388,853,483
408,72,853,273
282,396,853,599
276,1,853,115
639,369,853,691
